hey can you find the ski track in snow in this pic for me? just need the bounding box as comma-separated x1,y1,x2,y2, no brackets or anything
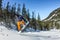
0,25,60,40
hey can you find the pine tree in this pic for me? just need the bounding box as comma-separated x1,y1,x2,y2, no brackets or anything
0,0,2,10
0,0,2,15
17,4,21,15
22,3,27,18
11,6,14,19
38,13,40,21
13,3,16,16
5,2,11,28
34,14,37,31
13,3,16,19
37,13,43,30
27,9,30,21
11,3,16,24
6,2,10,17
32,12,35,21
11,3,16,18
32,12,36,31
5,2,10,22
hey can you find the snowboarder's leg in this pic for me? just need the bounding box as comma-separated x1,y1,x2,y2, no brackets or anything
18,25,21,31
18,20,25,33
17,21,21,31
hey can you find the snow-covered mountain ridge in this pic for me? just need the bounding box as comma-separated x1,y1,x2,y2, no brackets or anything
43,8,60,21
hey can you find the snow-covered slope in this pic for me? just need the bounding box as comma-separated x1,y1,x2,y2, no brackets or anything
44,14,56,21
0,25,40,40
0,25,60,40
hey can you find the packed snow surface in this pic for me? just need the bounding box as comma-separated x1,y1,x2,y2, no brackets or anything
0,25,60,40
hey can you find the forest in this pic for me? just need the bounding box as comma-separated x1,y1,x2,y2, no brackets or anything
0,0,57,31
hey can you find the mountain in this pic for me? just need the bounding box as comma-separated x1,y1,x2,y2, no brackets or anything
43,7,60,21
43,7,60,29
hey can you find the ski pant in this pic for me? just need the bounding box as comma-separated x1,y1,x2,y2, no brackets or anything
17,20,25,31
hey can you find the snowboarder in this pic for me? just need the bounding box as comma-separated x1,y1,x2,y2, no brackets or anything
17,16,27,32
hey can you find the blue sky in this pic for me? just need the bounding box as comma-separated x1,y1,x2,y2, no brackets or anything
2,0,60,20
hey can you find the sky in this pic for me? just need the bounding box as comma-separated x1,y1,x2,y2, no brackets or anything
2,0,60,20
